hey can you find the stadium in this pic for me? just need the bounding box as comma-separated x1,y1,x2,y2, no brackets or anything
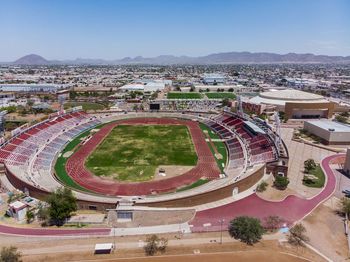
0,107,289,230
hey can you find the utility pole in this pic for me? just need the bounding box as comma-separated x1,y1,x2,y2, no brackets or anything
220,218,225,244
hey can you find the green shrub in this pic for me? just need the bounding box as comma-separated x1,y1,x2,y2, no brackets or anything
256,181,268,192
274,175,289,190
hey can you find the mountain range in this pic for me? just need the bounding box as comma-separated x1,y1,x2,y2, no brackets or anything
5,52,350,65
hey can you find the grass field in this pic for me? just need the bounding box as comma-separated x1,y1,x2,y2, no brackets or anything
167,92,203,99
64,102,107,111
205,92,236,99
85,125,198,182
302,165,325,188
199,123,227,172
176,179,209,192
54,128,100,192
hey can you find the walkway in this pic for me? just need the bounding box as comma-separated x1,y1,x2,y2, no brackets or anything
189,153,340,232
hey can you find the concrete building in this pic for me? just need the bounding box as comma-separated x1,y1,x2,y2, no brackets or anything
7,201,28,221
202,73,226,84
303,120,350,145
119,80,168,93
0,84,62,93
249,89,334,119
0,92,15,107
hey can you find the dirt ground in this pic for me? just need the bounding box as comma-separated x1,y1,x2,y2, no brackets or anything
18,239,322,262
26,250,314,262
303,202,348,262
154,165,194,181
257,176,299,201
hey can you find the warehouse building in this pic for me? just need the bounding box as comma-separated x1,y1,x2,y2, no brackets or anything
303,120,350,145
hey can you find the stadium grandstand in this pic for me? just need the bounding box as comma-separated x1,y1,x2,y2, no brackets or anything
0,108,288,211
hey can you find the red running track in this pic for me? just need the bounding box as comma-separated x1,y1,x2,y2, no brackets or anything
65,118,221,196
190,153,340,232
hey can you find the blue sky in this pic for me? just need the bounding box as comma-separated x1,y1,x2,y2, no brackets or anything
0,0,349,60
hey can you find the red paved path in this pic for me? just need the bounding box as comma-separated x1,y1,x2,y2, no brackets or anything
66,118,220,196
190,153,340,232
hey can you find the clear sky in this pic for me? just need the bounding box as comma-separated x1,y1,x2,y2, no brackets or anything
0,0,349,61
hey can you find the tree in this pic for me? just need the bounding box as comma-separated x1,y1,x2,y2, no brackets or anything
26,99,34,107
0,246,22,262
46,187,77,226
256,181,268,192
144,235,168,256
339,197,350,217
37,202,49,226
228,216,265,245
25,210,34,224
222,98,230,107
274,175,289,190
304,159,316,173
264,215,283,232
340,111,349,118
288,223,309,246
336,115,347,124
69,91,77,100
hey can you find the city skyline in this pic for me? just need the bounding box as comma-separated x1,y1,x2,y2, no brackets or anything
0,0,349,60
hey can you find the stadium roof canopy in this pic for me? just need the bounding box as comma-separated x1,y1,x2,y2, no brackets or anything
243,121,266,134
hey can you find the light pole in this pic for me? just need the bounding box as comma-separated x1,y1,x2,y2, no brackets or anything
220,218,225,244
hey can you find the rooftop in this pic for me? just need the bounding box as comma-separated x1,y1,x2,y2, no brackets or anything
250,89,328,106
306,120,350,132
260,89,324,101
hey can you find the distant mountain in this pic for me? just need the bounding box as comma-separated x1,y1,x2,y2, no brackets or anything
6,52,350,65
14,54,49,65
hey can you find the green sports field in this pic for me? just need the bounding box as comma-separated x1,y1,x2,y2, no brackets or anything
205,92,236,99
85,125,198,182
167,92,203,99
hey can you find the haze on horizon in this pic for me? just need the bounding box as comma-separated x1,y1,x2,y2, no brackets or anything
0,0,349,61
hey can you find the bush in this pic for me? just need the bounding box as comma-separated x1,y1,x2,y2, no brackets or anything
264,215,283,232
335,115,348,124
0,246,22,262
256,181,268,192
274,175,289,190
339,197,350,217
288,223,309,246
25,210,34,224
304,159,316,173
144,235,168,256
228,216,265,245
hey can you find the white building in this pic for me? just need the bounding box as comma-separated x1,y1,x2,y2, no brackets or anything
202,73,226,84
304,120,350,145
7,201,28,221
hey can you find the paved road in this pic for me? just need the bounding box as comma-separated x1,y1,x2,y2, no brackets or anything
0,225,111,237
0,154,341,236
190,153,340,232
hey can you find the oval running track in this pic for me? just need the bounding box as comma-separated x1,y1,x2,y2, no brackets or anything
65,118,220,196
0,154,341,236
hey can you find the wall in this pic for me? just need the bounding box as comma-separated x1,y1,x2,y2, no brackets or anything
285,102,334,120
137,165,265,208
